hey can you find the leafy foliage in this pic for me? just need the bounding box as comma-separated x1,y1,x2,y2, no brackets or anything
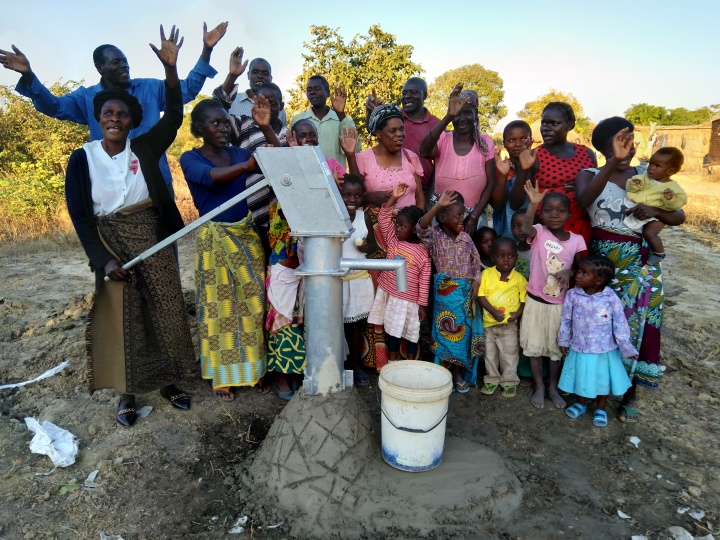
517,88,592,134
624,103,720,126
0,81,88,216
425,64,507,133
286,25,423,146
166,94,211,161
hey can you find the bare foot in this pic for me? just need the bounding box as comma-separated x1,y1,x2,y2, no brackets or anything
531,387,545,409
548,388,566,409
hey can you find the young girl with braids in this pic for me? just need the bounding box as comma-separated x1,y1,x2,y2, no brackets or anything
367,183,431,369
508,102,597,245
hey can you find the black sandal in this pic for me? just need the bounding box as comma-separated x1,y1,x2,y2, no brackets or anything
160,385,191,410
117,395,137,427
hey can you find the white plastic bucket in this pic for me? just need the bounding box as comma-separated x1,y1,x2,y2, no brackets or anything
377,360,453,472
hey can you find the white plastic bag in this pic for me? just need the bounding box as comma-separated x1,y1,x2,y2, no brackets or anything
24,418,78,475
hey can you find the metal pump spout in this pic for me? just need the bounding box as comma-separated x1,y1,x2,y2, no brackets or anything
339,258,408,293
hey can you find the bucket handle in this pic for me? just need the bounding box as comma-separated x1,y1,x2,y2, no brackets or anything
381,409,447,434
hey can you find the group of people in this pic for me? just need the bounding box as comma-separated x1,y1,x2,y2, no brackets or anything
0,22,686,428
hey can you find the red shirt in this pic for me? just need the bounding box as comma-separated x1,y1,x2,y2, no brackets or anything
402,108,440,191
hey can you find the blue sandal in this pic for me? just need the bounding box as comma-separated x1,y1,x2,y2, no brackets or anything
565,403,587,419
354,371,370,388
593,410,608,427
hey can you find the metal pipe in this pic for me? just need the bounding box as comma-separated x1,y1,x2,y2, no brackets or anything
339,258,408,293
297,236,346,395
103,179,270,281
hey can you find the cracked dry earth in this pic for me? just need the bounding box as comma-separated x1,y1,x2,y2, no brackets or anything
1,226,719,539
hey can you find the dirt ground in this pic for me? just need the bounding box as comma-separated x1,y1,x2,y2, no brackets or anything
1,224,719,540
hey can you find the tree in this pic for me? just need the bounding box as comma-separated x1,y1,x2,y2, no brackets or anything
624,103,668,125
517,89,592,134
425,64,507,133
0,81,88,216
625,103,716,126
286,25,423,146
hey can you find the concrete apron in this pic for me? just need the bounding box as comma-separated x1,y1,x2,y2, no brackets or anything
252,390,522,539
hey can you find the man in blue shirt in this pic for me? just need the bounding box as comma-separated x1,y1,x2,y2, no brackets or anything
0,22,228,189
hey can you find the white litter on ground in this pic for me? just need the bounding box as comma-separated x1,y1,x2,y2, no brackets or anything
82,470,100,491
228,516,248,534
0,360,70,390
629,436,641,448
688,509,705,520
99,533,124,540
136,406,153,419
617,509,632,519
24,418,78,475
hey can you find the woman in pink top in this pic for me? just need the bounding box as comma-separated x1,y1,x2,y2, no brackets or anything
359,104,425,210
420,84,496,233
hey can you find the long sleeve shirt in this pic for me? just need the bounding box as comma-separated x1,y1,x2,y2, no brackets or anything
290,109,360,169
376,206,431,306
16,57,217,184
65,83,185,276
557,286,639,358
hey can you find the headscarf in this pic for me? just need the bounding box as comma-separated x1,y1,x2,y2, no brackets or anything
368,104,404,136
458,89,489,155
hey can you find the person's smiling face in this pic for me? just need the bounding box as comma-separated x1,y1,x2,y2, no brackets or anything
97,47,130,88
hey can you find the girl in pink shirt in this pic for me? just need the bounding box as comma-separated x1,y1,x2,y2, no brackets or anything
519,180,586,410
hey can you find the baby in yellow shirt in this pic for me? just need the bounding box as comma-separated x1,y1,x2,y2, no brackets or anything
625,147,687,263
477,237,528,398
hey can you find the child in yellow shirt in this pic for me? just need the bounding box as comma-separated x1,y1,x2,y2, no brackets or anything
477,237,528,398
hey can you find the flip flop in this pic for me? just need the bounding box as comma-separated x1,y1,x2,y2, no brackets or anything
481,383,498,395
618,404,639,423
274,385,294,402
454,380,470,394
212,387,235,402
593,410,609,427
354,371,370,388
565,403,587,419
501,386,517,399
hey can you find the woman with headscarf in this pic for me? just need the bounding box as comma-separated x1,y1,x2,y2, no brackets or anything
64,26,194,427
419,83,496,233
358,103,425,368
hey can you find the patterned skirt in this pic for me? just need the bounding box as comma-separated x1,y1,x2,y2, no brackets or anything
430,274,485,381
88,200,195,394
266,264,306,375
591,227,663,389
196,218,267,387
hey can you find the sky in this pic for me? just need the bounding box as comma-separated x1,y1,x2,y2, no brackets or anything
1,0,718,131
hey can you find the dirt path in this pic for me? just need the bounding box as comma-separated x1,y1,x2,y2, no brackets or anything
1,227,718,539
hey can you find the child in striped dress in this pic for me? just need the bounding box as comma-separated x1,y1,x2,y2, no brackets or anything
367,183,431,369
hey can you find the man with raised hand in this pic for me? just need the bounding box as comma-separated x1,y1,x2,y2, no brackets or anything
215,47,287,127
0,21,228,189
290,75,360,169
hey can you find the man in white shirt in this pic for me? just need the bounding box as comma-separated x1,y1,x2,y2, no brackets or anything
215,47,287,126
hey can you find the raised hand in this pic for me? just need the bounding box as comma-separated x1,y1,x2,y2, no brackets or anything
0,45,31,74
437,189,459,207
518,148,537,171
228,46,248,77
331,84,347,115
150,25,184,67
339,126,357,156
611,127,634,161
495,150,511,176
203,21,228,49
524,179,546,206
392,183,409,199
447,83,469,117
285,126,298,147
251,94,271,127
365,88,384,113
